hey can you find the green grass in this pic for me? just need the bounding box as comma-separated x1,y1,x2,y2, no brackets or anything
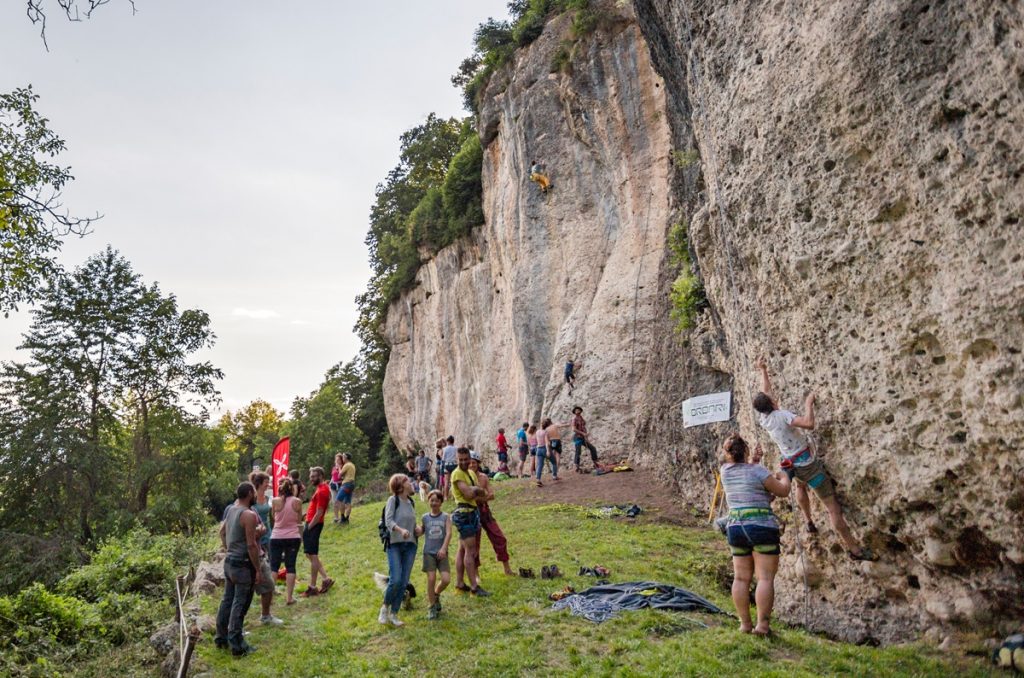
192,485,993,677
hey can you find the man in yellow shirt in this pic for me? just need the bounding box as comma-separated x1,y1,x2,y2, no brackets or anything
336,453,357,524
450,447,490,597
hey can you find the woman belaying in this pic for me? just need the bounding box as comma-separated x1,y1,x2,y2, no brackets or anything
720,433,791,636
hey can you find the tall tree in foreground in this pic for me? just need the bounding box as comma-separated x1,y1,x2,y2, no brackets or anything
0,247,221,542
0,87,96,313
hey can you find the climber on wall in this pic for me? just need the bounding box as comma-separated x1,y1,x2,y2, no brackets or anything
564,358,576,392
529,160,551,193
752,358,875,562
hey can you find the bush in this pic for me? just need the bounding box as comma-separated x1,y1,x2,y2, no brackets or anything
667,221,706,331
93,591,170,645
58,529,180,602
0,531,85,596
0,583,97,645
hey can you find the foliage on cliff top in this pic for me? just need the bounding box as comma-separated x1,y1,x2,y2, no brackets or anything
452,0,600,113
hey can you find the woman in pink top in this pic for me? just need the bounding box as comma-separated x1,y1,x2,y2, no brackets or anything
331,454,344,523
270,477,303,605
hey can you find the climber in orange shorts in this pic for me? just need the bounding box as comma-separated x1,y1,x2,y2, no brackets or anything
529,160,551,193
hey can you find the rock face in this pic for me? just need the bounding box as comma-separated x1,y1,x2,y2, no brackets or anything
382,0,1024,643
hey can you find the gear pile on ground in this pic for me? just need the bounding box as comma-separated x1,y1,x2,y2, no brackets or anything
551,581,726,623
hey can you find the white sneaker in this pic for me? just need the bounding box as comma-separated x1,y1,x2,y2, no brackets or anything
378,605,389,625
260,615,284,626
388,611,405,627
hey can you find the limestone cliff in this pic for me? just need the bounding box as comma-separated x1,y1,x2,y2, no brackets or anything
382,0,1024,643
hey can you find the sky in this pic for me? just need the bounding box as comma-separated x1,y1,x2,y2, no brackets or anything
0,0,509,418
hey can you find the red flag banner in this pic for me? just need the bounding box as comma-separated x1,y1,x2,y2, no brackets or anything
271,437,290,497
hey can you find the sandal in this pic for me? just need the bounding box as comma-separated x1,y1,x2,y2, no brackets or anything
319,578,335,594
849,547,877,562
301,586,319,598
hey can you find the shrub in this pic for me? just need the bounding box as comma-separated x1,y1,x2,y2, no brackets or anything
58,529,179,602
93,591,170,645
667,221,706,330
0,583,97,645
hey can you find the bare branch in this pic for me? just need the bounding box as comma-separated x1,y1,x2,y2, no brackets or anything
25,0,138,50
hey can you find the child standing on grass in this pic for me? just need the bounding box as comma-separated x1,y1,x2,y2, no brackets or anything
421,490,452,620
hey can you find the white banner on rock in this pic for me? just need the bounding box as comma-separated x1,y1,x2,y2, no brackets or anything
682,391,732,428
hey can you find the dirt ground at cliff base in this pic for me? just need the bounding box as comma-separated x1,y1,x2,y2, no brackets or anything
504,465,703,527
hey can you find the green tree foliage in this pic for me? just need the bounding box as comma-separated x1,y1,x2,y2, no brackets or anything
287,382,368,475
452,0,597,113
0,87,96,314
218,399,284,475
353,115,486,475
0,247,222,544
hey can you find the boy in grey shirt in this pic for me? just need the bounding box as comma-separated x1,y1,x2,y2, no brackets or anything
421,490,452,620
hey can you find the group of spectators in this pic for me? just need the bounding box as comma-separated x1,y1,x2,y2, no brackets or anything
213,457,357,656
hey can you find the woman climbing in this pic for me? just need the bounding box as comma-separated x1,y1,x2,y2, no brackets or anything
719,433,791,636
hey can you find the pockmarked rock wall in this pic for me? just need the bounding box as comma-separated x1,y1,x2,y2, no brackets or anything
634,0,1024,643
382,0,1024,643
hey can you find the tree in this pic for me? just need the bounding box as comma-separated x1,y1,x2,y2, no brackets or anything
0,87,97,314
25,0,138,49
0,247,221,542
218,399,284,475
287,382,368,475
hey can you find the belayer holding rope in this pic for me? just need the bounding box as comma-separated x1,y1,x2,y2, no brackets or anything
720,433,791,636
753,358,875,562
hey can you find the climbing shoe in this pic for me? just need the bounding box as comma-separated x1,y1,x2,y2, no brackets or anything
519,568,535,579
541,565,551,579
548,564,562,578
454,582,471,592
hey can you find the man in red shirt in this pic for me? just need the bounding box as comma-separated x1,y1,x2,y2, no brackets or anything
495,428,509,466
302,466,334,597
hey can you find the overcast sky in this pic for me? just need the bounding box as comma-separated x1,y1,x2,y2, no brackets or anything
0,0,508,418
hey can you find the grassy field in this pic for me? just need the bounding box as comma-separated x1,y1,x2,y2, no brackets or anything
190,481,995,677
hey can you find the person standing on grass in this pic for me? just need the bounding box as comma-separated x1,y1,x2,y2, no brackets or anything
270,476,303,606
415,449,432,485
330,454,343,523
451,447,490,597
336,453,357,524
495,428,509,467
534,421,557,487
527,424,539,477
379,473,421,627
571,406,599,472
544,417,566,475
289,469,306,501
719,433,791,636
753,358,874,561
516,422,529,479
421,489,452,620
215,482,263,656
468,451,514,576
441,435,458,500
302,467,334,597
248,471,283,626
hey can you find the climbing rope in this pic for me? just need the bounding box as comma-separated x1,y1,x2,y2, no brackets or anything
630,189,655,378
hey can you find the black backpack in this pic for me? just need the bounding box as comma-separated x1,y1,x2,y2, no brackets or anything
378,495,415,552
